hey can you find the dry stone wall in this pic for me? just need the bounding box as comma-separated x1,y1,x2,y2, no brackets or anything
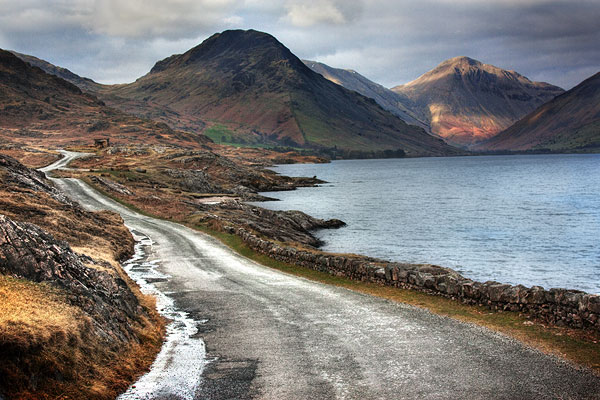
235,227,600,331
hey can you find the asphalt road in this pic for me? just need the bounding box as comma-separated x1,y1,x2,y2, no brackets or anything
47,153,600,399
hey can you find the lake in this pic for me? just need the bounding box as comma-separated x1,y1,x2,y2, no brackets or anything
256,154,600,294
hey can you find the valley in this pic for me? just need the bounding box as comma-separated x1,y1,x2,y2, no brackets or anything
1,23,600,400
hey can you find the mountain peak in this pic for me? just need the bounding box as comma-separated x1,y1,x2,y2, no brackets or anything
444,56,481,67
150,29,295,73
392,56,564,147
421,56,520,82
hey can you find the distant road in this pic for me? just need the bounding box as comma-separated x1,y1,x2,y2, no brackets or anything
46,153,600,400
40,150,86,172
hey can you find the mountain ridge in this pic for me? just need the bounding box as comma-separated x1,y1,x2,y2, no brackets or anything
302,59,429,131
0,49,207,148
9,50,102,92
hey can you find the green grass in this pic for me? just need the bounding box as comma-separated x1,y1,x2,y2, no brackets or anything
203,123,283,149
203,124,236,143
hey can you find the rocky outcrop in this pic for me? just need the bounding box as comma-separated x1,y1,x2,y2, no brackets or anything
236,227,600,331
1,154,135,262
164,168,222,193
0,153,70,203
0,155,163,399
0,214,145,344
161,148,324,195
90,175,135,196
195,199,345,247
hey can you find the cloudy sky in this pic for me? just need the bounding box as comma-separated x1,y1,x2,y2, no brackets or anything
1,0,598,89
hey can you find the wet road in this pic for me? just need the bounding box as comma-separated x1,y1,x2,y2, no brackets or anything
46,154,600,399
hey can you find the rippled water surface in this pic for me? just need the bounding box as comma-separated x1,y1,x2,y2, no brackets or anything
257,155,600,293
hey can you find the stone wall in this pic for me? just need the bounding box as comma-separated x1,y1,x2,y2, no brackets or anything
235,227,600,331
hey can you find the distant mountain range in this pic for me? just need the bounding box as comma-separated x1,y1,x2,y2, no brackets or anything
0,49,206,148
391,57,564,147
303,56,564,148
475,72,600,152
7,29,599,155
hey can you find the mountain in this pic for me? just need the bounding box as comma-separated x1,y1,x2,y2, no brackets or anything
302,60,428,130
392,57,564,147
10,51,102,92
106,29,458,156
0,49,206,148
475,72,600,152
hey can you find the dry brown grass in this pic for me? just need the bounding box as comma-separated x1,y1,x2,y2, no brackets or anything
0,146,59,169
0,275,165,400
0,276,84,349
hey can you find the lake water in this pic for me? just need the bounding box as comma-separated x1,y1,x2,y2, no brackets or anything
256,155,600,294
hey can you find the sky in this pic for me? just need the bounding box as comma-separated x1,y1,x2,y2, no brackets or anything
0,0,598,89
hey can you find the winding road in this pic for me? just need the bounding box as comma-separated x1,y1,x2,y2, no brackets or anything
46,152,600,399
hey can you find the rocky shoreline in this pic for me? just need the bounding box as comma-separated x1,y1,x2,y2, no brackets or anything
234,226,600,332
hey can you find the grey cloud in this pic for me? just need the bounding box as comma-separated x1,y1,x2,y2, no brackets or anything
284,0,363,27
0,0,597,89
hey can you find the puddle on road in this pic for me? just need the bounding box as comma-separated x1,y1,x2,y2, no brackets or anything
117,231,208,400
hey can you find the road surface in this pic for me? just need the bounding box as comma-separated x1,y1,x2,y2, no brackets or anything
46,153,600,399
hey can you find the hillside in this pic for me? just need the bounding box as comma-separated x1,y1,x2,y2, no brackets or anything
106,29,458,156
303,60,428,130
392,57,564,147
475,72,600,152
10,51,103,93
0,49,207,148
0,154,163,399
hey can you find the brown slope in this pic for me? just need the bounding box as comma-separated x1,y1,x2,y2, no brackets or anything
475,72,600,152
0,49,208,148
107,29,458,156
392,57,564,147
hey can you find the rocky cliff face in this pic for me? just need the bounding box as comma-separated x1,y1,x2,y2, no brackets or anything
392,57,564,147
0,215,144,344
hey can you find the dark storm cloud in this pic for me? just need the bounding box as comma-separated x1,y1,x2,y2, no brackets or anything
0,0,597,89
